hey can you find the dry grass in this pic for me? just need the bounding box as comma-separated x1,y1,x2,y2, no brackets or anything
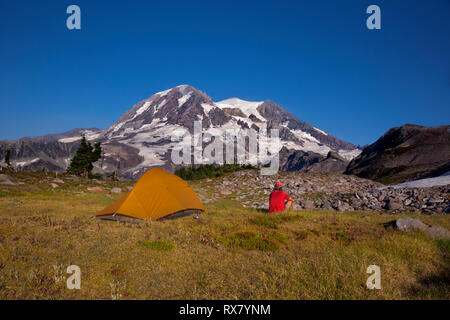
0,171,448,299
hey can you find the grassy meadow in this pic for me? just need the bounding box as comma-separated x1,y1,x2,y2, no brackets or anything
0,171,449,299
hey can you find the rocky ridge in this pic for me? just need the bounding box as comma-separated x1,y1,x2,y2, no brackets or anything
346,124,450,183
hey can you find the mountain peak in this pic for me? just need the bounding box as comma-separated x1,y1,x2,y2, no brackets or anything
0,86,361,178
154,84,203,98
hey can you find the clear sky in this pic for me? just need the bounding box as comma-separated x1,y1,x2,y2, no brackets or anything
0,0,449,145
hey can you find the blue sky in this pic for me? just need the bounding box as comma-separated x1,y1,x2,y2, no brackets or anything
0,0,449,145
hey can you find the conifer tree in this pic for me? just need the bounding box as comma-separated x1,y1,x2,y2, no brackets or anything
4,149,11,167
66,137,102,177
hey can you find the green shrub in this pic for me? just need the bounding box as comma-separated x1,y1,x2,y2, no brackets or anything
434,239,450,253
88,172,103,180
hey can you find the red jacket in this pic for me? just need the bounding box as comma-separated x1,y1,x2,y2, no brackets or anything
269,190,291,213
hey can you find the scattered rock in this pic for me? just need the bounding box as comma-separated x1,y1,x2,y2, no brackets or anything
220,188,232,195
53,179,65,184
0,174,15,185
202,170,449,214
0,180,15,186
302,199,314,210
50,183,59,188
321,201,333,210
87,186,103,192
111,187,122,194
351,199,362,209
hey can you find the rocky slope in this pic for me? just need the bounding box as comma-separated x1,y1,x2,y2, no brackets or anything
345,124,450,184
192,170,449,215
0,85,360,178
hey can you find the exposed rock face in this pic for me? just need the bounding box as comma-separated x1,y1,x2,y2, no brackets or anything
280,149,349,173
222,108,247,118
0,136,87,172
0,85,359,179
345,124,450,184
279,148,323,171
308,151,349,173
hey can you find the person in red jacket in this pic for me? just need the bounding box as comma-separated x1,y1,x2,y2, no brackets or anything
269,181,294,213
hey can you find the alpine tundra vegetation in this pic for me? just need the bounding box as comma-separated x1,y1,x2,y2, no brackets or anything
0,169,448,299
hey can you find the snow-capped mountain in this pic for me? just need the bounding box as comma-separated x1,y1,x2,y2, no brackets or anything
0,85,361,178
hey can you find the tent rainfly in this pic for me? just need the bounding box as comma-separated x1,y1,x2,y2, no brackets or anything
95,168,204,222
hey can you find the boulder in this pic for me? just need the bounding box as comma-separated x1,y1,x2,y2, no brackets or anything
220,188,232,195
384,218,450,240
303,199,315,210
427,226,450,239
395,218,428,232
111,187,122,194
351,199,362,210
383,199,403,211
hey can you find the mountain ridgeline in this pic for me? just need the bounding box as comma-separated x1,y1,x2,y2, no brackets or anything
0,85,448,183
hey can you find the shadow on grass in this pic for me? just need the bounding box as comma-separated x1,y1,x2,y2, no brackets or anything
406,266,450,298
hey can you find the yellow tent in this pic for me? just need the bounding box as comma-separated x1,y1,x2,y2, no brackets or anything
95,168,204,221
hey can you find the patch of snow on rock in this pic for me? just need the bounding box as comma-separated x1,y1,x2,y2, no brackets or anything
134,101,151,118
178,92,192,108
216,98,265,121
201,103,214,115
59,136,82,143
381,175,450,189
15,158,40,167
156,88,171,97
338,148,362,161
153,99,166,114
314,127,328,136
